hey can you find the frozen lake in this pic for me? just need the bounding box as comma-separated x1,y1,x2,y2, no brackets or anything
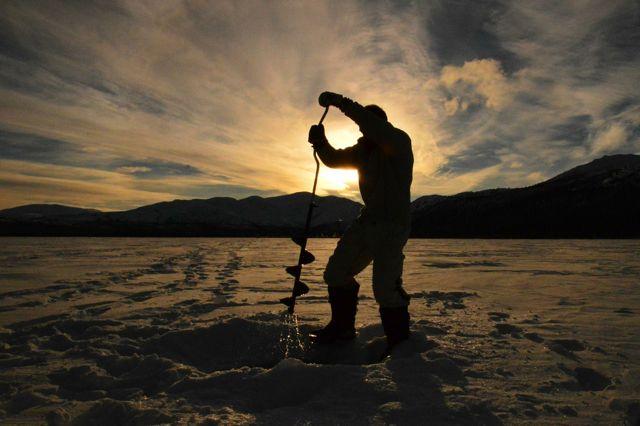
1,237,639,424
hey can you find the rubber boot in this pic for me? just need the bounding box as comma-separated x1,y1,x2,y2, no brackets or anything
380,305,410,352
310,283,359,344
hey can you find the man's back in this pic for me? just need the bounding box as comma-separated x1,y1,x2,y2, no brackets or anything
354,131,413,225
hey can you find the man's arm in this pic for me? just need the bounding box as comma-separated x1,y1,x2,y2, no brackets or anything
315,141,359,169
319,92,411,155
308,124,358,169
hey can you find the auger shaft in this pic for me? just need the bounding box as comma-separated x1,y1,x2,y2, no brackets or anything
283,106,329,314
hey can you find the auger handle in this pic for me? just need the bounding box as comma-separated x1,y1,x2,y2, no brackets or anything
318,105,329,126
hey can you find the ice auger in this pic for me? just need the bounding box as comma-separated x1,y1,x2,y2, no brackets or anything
280,106,330,314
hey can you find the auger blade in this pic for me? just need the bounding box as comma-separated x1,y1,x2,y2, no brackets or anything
300,250,315,264
293,280,310,297
280,297,294,308
292,236,306,247
285,265,302,277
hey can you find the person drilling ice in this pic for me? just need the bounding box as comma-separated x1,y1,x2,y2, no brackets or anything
308,91,413,352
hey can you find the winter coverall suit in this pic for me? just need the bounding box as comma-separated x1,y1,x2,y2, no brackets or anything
314,98,413,309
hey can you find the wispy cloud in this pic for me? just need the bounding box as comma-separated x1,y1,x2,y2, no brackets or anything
0,0,638,210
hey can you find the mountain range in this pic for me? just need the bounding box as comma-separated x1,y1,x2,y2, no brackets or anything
1,154,639,238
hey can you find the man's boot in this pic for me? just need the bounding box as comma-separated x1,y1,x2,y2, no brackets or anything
379,305,410,351
310,283,359,344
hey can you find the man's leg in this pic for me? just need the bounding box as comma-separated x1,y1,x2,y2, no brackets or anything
371,223,411,350
323,219,373,289
312,220,373,343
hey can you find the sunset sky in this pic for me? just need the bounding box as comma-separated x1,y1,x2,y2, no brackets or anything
1,0,638,210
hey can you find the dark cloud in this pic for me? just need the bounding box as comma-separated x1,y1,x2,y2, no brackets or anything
603,97,638,117
421,0,523,73
513,91,546,108
0,23,37,64
575,3,640,74
548,115,593,146
0,56,80,103
598,4,640,64
0,177,40,189
110,159,202,178
542,2,640,85
0,53,170,116
438,103,495,148
130,93,166,115
437,140,504,174
0,2,169,116
0,7,62,67
0,4,100,85
0,129,83,164
0,129,201,178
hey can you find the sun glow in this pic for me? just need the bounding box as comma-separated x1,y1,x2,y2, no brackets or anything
317,126,361,192
319,168,358,191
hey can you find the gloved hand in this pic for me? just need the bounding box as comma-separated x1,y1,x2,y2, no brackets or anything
308,124,327,147
318,91,344,108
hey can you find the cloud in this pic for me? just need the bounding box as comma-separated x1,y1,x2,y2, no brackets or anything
591,123,628,155
0,0,639,209
548,115,593,146
440,59,511,113
0,129,203,179
109,159,202,178
603,97,638,118
0,160,176,211
0,159,279,210
116,166,152,175
424,0,640,190
437,140,504,174
0,129,83,163
419,0,523,73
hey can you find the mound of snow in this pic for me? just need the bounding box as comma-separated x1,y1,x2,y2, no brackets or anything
72,399,174,425
144,316,295,371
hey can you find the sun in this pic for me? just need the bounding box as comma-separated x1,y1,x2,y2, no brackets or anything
320,168,358,192
317,126,361,192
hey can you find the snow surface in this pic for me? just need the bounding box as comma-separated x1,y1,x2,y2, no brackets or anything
0,237,639,424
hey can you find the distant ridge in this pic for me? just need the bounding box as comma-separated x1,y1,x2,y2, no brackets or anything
1,154,639,238
0,192,362,237
411,154,640,238
0,204,100,219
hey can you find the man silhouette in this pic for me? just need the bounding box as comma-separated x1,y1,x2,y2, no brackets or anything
308,91,413,351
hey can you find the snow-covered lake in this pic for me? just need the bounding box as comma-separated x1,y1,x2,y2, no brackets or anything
1,237,639,424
